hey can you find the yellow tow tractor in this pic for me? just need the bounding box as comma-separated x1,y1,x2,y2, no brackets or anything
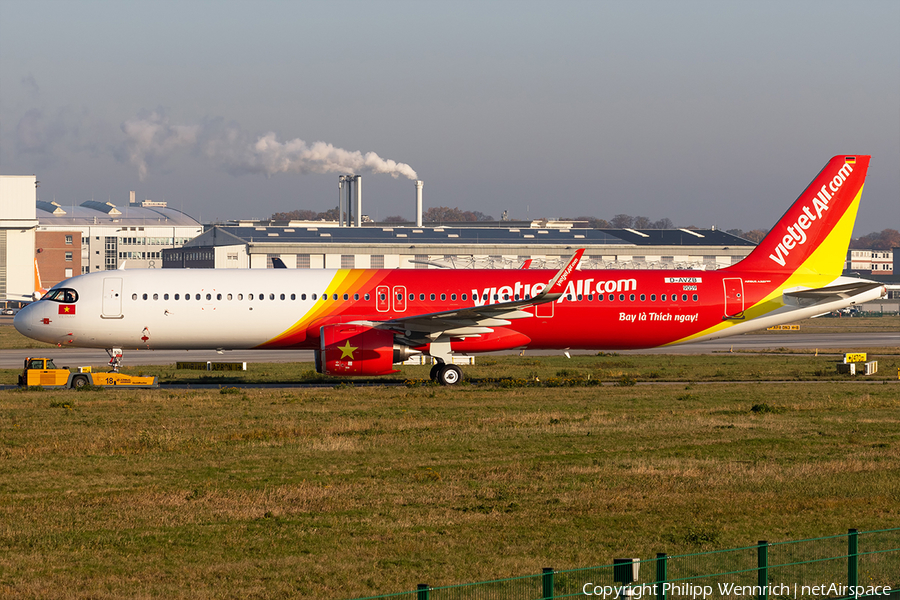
18,357,158,389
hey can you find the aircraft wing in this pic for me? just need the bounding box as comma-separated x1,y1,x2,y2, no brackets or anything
356,249,584,341
783,281,885,305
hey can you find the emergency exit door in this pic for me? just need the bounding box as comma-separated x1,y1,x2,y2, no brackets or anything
723,278,744,319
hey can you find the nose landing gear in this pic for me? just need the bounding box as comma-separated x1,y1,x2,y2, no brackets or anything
107,348,123,372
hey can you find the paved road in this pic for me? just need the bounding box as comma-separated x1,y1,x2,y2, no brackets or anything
0,332,896,368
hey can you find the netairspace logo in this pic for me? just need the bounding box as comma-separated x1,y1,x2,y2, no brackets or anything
580,582,892,598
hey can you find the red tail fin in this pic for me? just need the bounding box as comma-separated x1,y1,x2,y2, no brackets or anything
732,155,870,277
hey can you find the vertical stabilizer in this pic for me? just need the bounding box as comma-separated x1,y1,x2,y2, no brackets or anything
732,155,869,277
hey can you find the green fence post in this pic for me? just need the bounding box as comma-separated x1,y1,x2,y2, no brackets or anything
757,540,768,600
656,553,667,600
417,583,429,600
848,529,858,592
543,567,555,599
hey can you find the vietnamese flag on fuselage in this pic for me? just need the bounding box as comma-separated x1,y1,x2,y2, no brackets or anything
58,304,76,315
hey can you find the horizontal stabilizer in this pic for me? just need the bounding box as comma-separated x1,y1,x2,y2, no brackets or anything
783,281,884,304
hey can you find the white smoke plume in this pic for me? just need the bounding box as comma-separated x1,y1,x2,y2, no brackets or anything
121,112,199,181
120,112,417,181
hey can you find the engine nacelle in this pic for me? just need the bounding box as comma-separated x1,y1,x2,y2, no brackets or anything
317,323,406,376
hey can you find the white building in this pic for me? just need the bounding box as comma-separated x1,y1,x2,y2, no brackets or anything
0,176,40,300
37,193,202,274
846,249,894,275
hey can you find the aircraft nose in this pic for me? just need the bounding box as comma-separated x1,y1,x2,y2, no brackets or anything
13,304,34,336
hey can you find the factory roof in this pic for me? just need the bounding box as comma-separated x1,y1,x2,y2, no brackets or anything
189,224,754,248
36,200,201,228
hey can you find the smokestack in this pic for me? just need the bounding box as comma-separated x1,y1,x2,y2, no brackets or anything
415,180,424,227
354,175,362,227
338,176,345,227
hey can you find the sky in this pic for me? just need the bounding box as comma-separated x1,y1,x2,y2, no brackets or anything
1,0,898,235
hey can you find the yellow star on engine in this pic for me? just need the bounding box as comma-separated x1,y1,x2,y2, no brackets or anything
338,341,357,359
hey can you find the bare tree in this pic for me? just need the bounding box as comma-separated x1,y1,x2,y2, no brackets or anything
611,214,634,228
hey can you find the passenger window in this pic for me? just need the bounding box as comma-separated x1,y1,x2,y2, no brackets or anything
248,294,253,300
281,294,286,300
692,294,698,301
420,294,425,301
332,294,338,301
587,294,593,301
640,294,646,301
493,294,499,301
311,294,317,300
619,294,625,301
566,294,572,301
396,293,402,301
354,294,359,301
238,294,243,300
682,294,688,302
430,294,436,301
380,293,386,301
132,294,138,300
153,293,159,300
206,294,212,300
441,293,447,301
409,293,414,301
661,294,666,302
651,294,656,301
482,294,488,301
142,293,148,300
270,293,275,300
301,294,307,300
462,294,467,301
577,294,583,301
164,294,169,300
195,294,201,300
364,293,370,301
174,294,180,300
217,294,222,300
227,294,233,300
290,294,295,300
185,294,191,301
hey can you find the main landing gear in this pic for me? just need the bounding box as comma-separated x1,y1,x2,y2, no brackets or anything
429,362,463,386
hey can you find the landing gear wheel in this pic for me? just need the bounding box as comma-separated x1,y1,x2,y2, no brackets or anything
429,363,442,382
437,364,462,386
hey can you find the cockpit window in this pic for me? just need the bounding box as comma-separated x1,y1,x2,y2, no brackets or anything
41,288,79,303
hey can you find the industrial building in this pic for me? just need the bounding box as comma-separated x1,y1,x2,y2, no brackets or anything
34,192,202,288
163,222,755,271
161,174,755,270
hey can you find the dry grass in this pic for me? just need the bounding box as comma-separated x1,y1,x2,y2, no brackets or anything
1,380,898,599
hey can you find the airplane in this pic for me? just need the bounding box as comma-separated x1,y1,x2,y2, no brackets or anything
14,155,886,384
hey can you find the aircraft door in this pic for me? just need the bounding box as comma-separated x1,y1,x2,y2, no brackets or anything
535,299,554,318
723,277,744,319
375,285,390,312
102,277,123,318
392,286,407,312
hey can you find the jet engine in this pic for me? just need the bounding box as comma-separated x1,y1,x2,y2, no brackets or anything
316,323,415,376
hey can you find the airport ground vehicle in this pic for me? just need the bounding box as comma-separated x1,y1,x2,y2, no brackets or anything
17,357,158,388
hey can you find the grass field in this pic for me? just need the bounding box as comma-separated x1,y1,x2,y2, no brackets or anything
2,372,899,599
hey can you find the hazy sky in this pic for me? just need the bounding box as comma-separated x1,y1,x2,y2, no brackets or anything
2,0,898,234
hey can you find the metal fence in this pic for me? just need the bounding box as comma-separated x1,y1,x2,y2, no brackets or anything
353,528,899,600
